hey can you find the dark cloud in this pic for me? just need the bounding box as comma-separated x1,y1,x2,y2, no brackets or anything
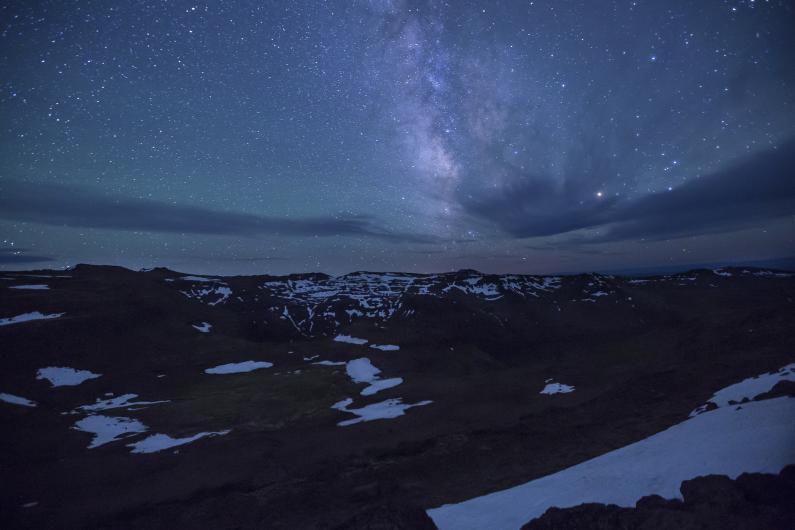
450,252,526,261
0,180,436,245
524,244,624,257
461,140,795,242
596,141,795,242
461,171,616,238
0,247,56,264
403,248,448,255
161,254,290,262
203,256,289,262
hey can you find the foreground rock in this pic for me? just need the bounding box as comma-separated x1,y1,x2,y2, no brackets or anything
523,466,795,530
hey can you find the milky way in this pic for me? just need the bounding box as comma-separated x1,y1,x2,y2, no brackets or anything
1,1,793,274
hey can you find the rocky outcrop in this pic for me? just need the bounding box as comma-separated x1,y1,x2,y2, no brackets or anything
522,466,795,530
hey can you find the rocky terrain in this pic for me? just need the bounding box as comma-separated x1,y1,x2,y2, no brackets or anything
0,264,793,529
523,466,795,530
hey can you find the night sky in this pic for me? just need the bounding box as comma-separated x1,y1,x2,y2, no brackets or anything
1,0,793,275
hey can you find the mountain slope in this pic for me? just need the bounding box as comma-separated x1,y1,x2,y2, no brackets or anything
0,265,793,529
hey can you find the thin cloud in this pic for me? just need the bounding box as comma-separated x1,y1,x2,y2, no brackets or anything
0,247,56,264
0,180,436,244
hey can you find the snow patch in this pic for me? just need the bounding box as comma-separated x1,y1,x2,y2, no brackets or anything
442,280,503,300
37,366,101,387
690,362,795,417
179,275,220,282
345,357,403,396
180,285,232,306
258,272,565,333
127,430,231,453
204,360,273,374
9,284,49,290
77,393,169,412
73,415,148,449
540,382,575,395
0,311,64,327
332,397,432,426
361,377,403,396
0,392,37,407
750,270,792,278
334,334,368,345
428,396,795,530
370,344,400,351
346,357,381,383
192,322,212,333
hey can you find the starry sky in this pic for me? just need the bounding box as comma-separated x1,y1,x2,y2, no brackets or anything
1,0,794,275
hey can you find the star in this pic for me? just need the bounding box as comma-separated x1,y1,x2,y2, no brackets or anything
0,0,790,275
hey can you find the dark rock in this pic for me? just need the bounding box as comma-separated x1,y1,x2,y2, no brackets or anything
350,481,382,501
680,473,745,508
753,380,795,401
332,503,437,530
634,494,680,511
522,503,636,530
523,466,795,530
